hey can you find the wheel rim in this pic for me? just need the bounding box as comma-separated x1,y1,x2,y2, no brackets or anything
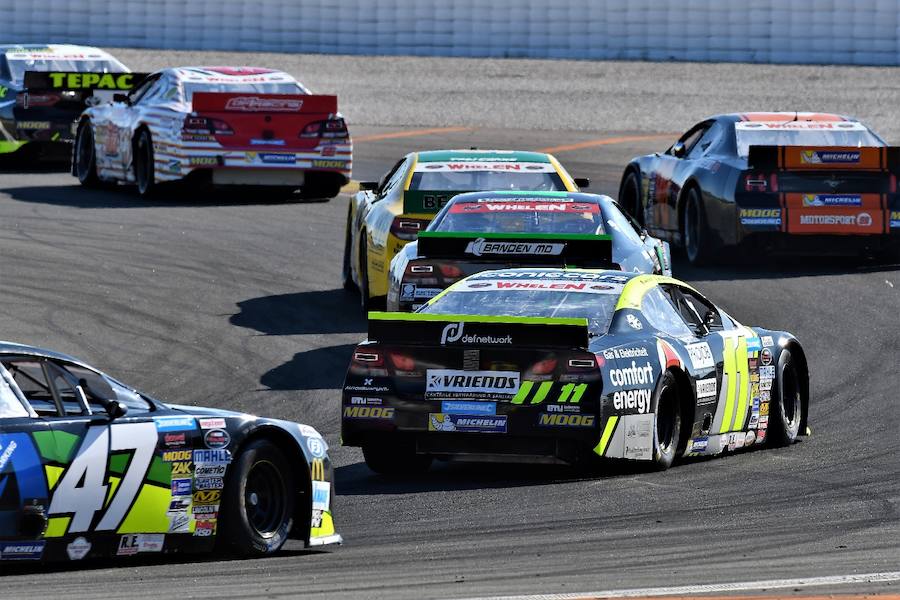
244,459,287,537
656,387,677,453
685,194,700,261
781,364,801,429
76,127,93,181
136,134,152,193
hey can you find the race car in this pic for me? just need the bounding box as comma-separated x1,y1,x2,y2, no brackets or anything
0,341,339,563
386,191,672,311
72,66,351,198
618,112,900,264
343,149,590,310
0,44,133,159
342,268,808,473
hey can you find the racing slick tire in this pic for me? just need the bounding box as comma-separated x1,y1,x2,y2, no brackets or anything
768,349,803,447
621,170,644,227
218,438,296,556
363,439,432,475
651,370,681,471
134,129,158,198
342,216,357,292
682,187,716,266
74,121,102,188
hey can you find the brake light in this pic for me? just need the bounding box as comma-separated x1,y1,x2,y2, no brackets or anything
769,172,779,192
891,174,897,193
20,92,59,107
744,172,769,192
530,358,558,375
439,264,463,278
353,350,383,366
183,116,233,135
300,118,349,139
390,217,430,241
388,352,416,371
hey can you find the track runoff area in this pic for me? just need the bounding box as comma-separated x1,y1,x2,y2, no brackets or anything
2,51,900,599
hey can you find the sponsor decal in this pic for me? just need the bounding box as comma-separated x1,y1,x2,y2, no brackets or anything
609,361,654,388
438,322,512,345
449,201,599,214
171,461,192,475
193,490,221,505
891,211,900,229
602,347,649,360
760,348,773,366
425,369,519,399
299,424,321,438
117,534,164,556
193,449,231,464
194,477,225,490
312,481,331,511
203,429,231,449
758,415,769,428
350,396,383,405
168,512,190,533
760,401,769,416
225,96,303,112
198,418,226,429
802,194,862,207
17,121,51,130
623,413,654,460
400,283,416,301
0,439,17,472
183,133,213,142
464,237,565,257
312,159,345,168
66,537,91,560
163,432,186,448
728,432,745,449
48,72,138,89
441,400,496,415
192,504,217,516
739,208,782,227
690,437,709,453
310,458,326,482
306,437,326,458
169,497,191,511
759,365,776,379
171,478,192,496
193,519,217,537
418,161,556,173
685,342,715,370
311,509,323,528
746,336,762,352
801,150,860,164
696,378,717,402
251,138,285,145
189,156,218,166
798,213,871,226
428,413,508,433
345,379,391,393
546,403,581,413
538,413,595,427
756,429,767,443
154,416,196,432
194,463,226,477
162,450,192,462
258,153,296,164
0,541,45,560
342,406,395,419
761,335,774,347
626,314,643,330
745,431,756,445
612,388,652,414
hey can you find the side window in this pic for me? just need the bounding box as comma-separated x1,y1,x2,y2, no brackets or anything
45,362,82,415
2,359,58,416
380,158,410,197
672,122,711,157
128,74,160,105
0,365,29,418
58,362,152,415
662,285,722,334
640,286,693,338
687,120,724,159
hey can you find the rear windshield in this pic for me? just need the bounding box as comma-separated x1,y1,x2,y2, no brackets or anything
431,200,605,234
7,58,127,84
734,122,884,158
410,167,565,192
182,81,307,102
422,274,624,338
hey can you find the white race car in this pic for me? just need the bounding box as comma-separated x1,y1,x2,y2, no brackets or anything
73,66,351,198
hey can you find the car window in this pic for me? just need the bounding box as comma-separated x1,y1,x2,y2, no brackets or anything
128,74,160,105
2,359,58,415
432,200,605,234
134,76,166,105
687,120,724,159
0,364,29,418
46,362,83,415
671,122,710,157
660,284,718,335
677,287,723,331
640,286,693,338
59,362,152,415
381,158,410,198
603,200,644,244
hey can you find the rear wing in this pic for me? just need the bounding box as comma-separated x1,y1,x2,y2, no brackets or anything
748,145,900,171
367,312,589,349
22,71,148,105
191,92,337,114
417,232,613,267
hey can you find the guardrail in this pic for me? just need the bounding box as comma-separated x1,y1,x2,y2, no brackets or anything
3,0,898,65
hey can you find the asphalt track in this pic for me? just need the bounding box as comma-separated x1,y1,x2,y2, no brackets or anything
1,51,900,599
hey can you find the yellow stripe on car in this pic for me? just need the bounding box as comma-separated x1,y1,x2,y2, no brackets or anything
593,415,619,457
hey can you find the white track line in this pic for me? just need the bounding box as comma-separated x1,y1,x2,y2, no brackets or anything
456,571,900,600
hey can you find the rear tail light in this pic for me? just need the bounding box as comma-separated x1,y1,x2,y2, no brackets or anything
530,358,558,375
439,264,463,278
891,174,897,193
20,92,60,108
300,118,349,139
390,217,430,241
769,172,779,192
388,352,416,371
744,172,769,192
184,116,233,135
352,350,383,366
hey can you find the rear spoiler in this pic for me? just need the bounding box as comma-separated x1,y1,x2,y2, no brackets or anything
417,232,613,267
748,145,900,171
367,312,589,349
22,70,149,105
403,190,472,215
191,92,337,114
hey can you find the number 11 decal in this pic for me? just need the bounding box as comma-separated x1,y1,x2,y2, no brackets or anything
48,422,158,533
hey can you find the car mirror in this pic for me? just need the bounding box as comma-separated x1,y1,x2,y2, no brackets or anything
671,141,687,158
112,93,131,105
573,177,590,189
105,400,129,420
359,181,378,191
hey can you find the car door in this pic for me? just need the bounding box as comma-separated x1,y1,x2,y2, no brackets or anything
661,284,759,440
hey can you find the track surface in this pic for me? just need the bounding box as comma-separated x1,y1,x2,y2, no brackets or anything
2,51,900,598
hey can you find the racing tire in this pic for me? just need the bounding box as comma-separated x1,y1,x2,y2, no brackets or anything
651,370,681,471
342,216,357,292
768,349,803,447
74,121,102,187
621,171,644,226
218,438,296,556
134,129,157,198
363,440,432,475
683,187,716,266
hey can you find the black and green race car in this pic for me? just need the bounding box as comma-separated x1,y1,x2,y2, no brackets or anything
0,342,339,563
342,268,809,472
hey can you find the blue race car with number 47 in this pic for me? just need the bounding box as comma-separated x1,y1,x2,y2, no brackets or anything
0,341,339,563
343,268,809,473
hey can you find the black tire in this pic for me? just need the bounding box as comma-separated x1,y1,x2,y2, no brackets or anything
343,215,357,292
651,371,681,471
768,349,803,447
682,187,716,266
621,171,644,226
134,129,157,197
74,121,101,187
301,182,341,200
219,438,296,556
363,440,432,475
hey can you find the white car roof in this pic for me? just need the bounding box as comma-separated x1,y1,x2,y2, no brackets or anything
169,66,299,85
1,44,117,61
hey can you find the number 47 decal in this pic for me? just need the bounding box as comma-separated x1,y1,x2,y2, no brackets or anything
48,422,158,533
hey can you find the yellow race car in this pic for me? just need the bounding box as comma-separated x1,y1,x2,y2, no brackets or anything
343,149,588,310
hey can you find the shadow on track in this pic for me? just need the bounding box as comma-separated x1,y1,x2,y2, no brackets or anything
261,343,356,390
673,253,900,281
230,289,365,336
0,183,333,209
